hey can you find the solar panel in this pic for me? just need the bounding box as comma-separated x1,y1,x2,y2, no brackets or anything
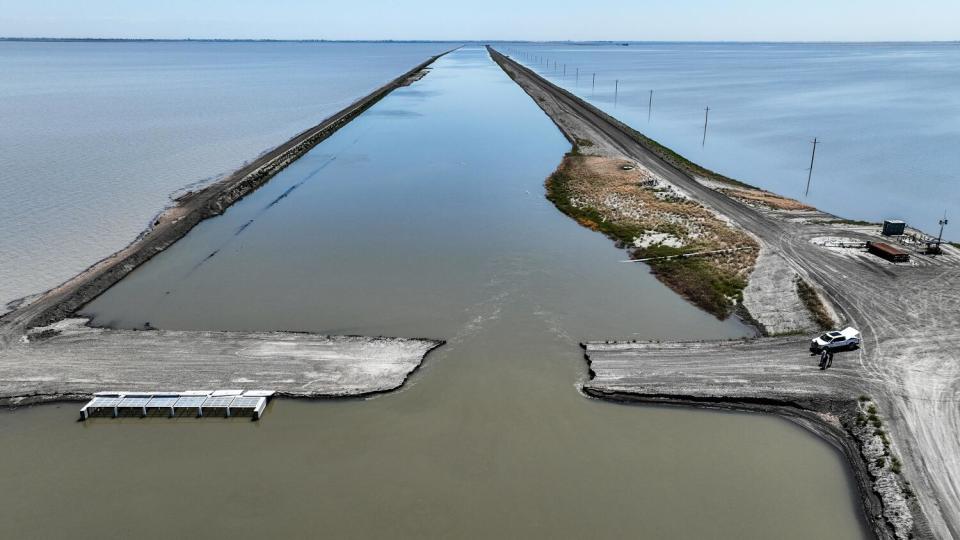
174,396,207,408
118,397,151,408
202,396,235,408
88,396,122,408
230,396,262,409
146,396,179,408
242,390,275,397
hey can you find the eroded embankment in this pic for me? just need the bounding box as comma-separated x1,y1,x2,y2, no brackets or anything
0,48,455,344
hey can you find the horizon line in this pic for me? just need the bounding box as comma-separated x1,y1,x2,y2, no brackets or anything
2,37,958,45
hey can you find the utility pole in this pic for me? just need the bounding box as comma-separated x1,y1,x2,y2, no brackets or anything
615,80,619,105
702,106,710,146
648,90,653,121
576,67,579,83
805,137,819,197
592,73,596,92
935,211,949,255
563,64,566,77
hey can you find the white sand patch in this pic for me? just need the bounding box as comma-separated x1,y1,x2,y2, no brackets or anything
633,231,685,249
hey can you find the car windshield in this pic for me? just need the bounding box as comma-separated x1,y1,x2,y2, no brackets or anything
818,333,832,341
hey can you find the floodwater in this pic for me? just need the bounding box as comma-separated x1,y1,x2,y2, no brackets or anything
507,42,960,239
4,48,866,538
0,40,454,311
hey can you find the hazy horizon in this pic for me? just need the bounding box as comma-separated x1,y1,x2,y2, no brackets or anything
0,0,956,42
3,37,959,44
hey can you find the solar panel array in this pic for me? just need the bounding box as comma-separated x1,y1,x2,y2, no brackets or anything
80,391,273,419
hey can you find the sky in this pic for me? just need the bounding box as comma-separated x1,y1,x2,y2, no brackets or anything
0,0,957,42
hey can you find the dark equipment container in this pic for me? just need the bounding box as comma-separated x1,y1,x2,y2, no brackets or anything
867,241,910,262
882,220,906,236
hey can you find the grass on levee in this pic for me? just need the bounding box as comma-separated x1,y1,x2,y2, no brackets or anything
545,150,748,319
796,277,835,330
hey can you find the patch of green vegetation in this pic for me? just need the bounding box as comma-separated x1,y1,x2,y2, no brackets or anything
875,429,891,450
575,138,594,147
859,395,871,402
867,404,878,415
874,457,886,468
645,256,747,319
545,154,746,319
796,277,834,330
832,218,878,226
768,329,807,337
891,456,902,475
545,155,644,244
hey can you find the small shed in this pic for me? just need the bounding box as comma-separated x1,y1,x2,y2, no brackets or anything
867,241,909,262
882,220,906,236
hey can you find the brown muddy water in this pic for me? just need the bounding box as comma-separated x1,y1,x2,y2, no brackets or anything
2,47,866,539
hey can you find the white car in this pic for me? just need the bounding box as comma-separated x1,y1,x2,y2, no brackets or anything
810,327,861,352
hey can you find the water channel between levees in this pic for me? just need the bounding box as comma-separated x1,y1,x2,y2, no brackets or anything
2,47,867,539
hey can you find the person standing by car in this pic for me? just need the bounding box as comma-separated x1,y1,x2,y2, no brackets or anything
819,348,829,370
827,349,834,368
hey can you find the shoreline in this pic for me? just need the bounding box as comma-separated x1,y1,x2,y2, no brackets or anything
580,386,879,535
0,47,456,344
0,49,457,408
488,46,954,539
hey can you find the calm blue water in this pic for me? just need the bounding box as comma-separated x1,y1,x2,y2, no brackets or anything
0,41,453,310
505,42,959,238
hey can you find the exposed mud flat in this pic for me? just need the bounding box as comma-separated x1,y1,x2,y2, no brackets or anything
0,318,442,406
